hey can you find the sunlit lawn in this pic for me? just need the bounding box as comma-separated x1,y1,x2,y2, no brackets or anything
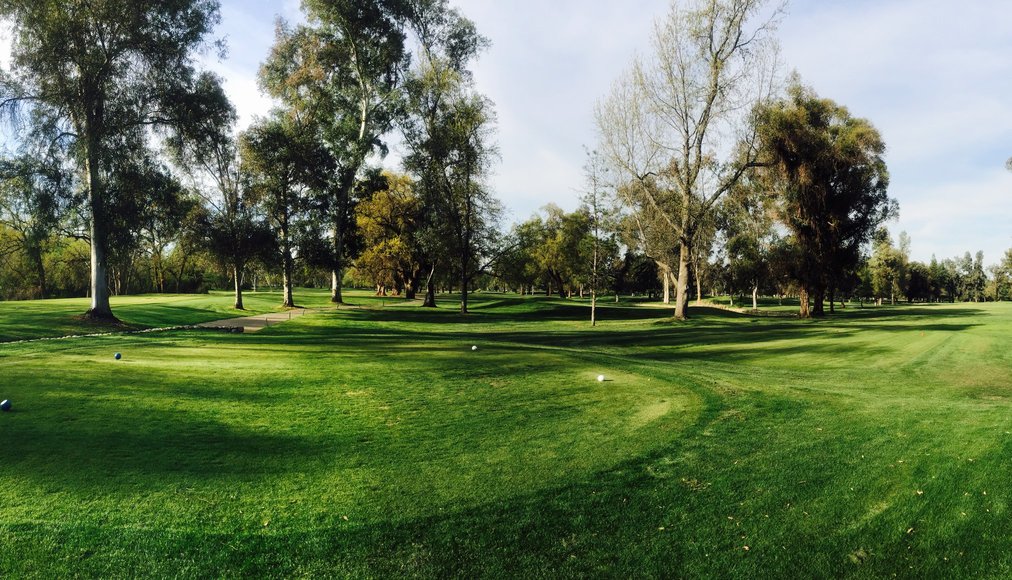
0,293,1010,576
0,288,350,342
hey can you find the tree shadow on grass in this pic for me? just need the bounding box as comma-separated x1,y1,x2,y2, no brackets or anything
237,308,980,367
0,408,331,488
821,305,987,321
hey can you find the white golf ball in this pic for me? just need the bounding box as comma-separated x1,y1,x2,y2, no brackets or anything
597,374,605,382
471,345,478,351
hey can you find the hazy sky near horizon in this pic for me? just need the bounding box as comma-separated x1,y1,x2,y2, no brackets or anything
7,0,1008,264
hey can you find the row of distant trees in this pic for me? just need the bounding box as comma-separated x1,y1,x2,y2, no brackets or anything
483,201,1012,307
0,0,501,317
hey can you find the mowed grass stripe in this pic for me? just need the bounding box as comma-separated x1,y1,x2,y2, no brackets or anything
0,295,1010,576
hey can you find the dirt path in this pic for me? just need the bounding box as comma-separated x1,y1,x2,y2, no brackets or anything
195,308,315,332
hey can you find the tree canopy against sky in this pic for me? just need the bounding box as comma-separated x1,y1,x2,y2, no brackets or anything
755,81,895,317
401,0,500,313
0,0,229,319
259,0,409,304
597,0,781,319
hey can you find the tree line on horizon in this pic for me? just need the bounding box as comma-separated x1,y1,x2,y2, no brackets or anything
0,0,1009,319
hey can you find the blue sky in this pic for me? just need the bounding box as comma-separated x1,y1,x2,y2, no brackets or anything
14,0,1008,265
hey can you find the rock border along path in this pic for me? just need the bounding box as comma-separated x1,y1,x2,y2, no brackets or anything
0,307,319,346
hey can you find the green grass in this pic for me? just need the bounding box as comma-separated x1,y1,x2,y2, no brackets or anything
0,288,348,342
0,292,1011,577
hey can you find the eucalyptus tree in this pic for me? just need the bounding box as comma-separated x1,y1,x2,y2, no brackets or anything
755,82,895,317
961,251,987,302
597,0,781,319
401,0,500,313
614,182,680,304
241,115,332,308
260,1,409,304
525,205,593,299
166,88,272,310
0,0,229,319
101,141,189,295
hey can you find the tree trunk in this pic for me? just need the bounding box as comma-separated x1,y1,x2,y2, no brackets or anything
673,238,691,320
549,272,566,299
331,269,343,304
405,266,420,300
811,286,826,317
29,247,47,299
172,249,190,294
154,251,165,293
829,286,836,314
281,221,295,308
85,138,115,320
233,263,245,310
695,271,703,306
330,167,357,305
799,287,810,318
422,264,437,307
752,284,758,311
662,266,671,304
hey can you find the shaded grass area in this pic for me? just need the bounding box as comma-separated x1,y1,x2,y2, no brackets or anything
0,295,1010,576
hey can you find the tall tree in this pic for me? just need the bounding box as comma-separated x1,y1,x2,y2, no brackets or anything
614,182,680,304
260,4,408,304
100,140,190,296
241,115,331,308
755,82,895,317
0,0,228,319
960,251,987,302
166,94,273,309
581,149,616,326
993,248,1012,301
402,0,500,313
597,0,781,319
517,205,595,300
